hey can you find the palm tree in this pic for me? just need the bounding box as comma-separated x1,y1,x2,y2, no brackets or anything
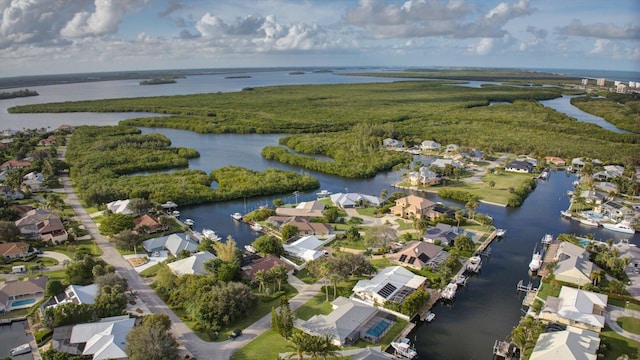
285,333,312,360
329,273,343,300
320,262,330,302
465,197,479,220
273,264,289,291
313,334,339,360
255,269,266,293
455,210,464,227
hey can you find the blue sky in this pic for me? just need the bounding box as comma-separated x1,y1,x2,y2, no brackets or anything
1,0,638,77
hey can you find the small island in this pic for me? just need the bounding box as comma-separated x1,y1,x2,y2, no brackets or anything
225,75,252,79
139,77,177,85
0,89,39,100
289,71,305,75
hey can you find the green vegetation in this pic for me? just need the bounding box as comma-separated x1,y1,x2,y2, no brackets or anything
571,92,640,133
294,292,333,321
600,327,640,360
0,88,38,99
139,77,177,85
230,328,289,360
616,317,640,335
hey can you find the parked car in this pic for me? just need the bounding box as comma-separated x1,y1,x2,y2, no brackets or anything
229,329,242,340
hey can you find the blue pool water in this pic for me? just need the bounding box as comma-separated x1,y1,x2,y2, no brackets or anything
11,298,35,307
366,320,390,337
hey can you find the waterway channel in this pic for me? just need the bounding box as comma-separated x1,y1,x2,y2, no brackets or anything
0,69,638,359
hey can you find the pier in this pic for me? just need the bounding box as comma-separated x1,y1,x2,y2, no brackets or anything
516,280,538,307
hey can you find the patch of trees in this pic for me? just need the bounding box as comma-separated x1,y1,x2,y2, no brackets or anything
306,253,375,301
126,314,180,360
384,288,430,316
139,78,177,85
210,166,319,200
0,89,38,99
252,235,284,256
506,178,537,207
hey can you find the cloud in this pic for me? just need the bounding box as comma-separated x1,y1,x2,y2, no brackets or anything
556,19,640,40
60,0,144,38
344,0,534,39
468,34,514,55
158,0,186,18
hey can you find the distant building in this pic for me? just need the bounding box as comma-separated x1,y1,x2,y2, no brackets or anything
596,78,606,86
105,199,133,215
581,78,589,86
382,138,405,148
420,140,441,151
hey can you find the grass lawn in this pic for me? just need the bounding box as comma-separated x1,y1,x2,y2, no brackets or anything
535,281,561,300
46,239,102,258
600,327,640,360
394,219,415,231
437,172,533,205
337,239,366,250
370,257,393,270
295,292,333,321
139,263,162,277
616,317,640,335
230,328,289,360
609,298,640,311
356,207,381,217
294,269,317,284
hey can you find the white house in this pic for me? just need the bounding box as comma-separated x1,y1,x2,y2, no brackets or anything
540,286,608,332
44,284,98,310
105,199,133,215
530,326,600,360
167,251,216,276
69,315,135,360
142,233,198,257
283,235,335,262
352,266,426,306
420,140,441,151
329,193,382,209
553,241,594,286
504,160,533,173
382,138,405,148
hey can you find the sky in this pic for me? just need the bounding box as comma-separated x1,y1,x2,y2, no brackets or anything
1,0,639,77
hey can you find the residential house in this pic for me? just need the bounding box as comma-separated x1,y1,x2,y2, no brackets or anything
22,171,45,192
462,149,483,161
330,193,382,209
540,286,608,332
445,144,459,152
579,190,607,206
529,326,600,360
349,347,396,360
388,241,447,270
0,276,48,312
553,241,595,286
389,195,435,219
133,214,167,234
504,160,533,173
430,158,463,169
298,296,387,347
266,216,332,235
0,241,30,259
15,209,68,243
544,156,567,167
352,266,427,306
167,251,216,277
516,157,538,167
241,254,293,280
0,159,32,171
275,201,326,218
424,203,456,221
600,201,632,221
43,284,99,310
408,167,440,186
420,140,441,151
283,235,335,262
67,315,135,360
105,199,133,215
422,223,481,247
592,165,625,181
38,136,57,146
382,138,405,148
142,233,198,257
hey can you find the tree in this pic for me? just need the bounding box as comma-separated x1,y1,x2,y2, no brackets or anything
488,180,495,189
344,225,361,242
212,236,240,262
271,264,289,291
455,210,464,227
252,235,284,256
400,289,430,316
113,230,142,251
276,296,294,339
329,273,343,300
280,224,299,241
273,198,285,207
41,349,82,360
94,272,128,291
94,284,127,318
465,197,479,220
66,255,108,285
255,269,267,293
46,279,66,297
0,220,21,241
285,332,312,360
127,198,151,215
99,213,135,236
126,314,180,360
454,235,474,252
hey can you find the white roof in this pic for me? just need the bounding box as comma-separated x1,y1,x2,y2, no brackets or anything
142,233,198,257
67,284,98,304
555,287,608,329
167,251,216,276
106,200,133,215
530,327,600,360
70,315,134,360
353,266,426,300
300,297,377,345
329,193,382,207
283,235,330,262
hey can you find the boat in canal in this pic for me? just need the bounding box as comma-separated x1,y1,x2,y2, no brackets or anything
250,223,263,232
441,283,458,300
495,228,506,237
424,311,436,323
244,245,257,254
183,218,194,227
601,220,636,234
316,189,332,198
231,212,243,221
466,255,482,273
455,274,468,286
9,343,31,356
578,217,599,227
541,234,554,245
528,248,543,272
202,228,221,241
390,337,418,359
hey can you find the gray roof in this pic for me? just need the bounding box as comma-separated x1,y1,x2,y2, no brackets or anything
167,251,216,276
70,315,135,360
300,297,377,345
142,232,198,257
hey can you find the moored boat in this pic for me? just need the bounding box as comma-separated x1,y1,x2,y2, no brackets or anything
466,255,482,273
316,189,332,198
601,220,636,234
231,212,243,221
560,209,572,218
424,311,435,322
529,250,543,272
244,245,257,254
184,218,194,227
441,282,458,300
202,228,221,241
495,228,506,237
578,217,599,227
390,337,418,359
455,274,468,286
541,234,554,245
10,343,31,356
250,223,263,232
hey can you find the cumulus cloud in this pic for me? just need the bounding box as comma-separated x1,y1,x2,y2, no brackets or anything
158,0,186,18
468,34,513,55
344,0,534,39
556,19,640,40
518,25,546,51
60,0,144,38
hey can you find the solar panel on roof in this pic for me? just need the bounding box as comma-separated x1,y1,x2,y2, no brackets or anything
418,253,430,263
377,283,397,298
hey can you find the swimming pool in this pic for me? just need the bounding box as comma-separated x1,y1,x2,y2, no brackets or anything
11,298,36,307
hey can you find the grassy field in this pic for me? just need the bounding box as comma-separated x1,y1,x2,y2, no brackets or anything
600,327,640,360
229,328,290,360
616,317,640,335
439,172,535,205
294,292,333,320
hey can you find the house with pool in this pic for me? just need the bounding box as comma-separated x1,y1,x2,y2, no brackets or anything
0,276,48,312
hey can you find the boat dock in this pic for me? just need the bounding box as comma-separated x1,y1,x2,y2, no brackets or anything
493,340,518,359
516,280,538,307
537,241,560,278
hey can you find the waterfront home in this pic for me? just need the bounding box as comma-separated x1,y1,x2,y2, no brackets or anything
592,165,625,181
382,138,405,149
43,284,98,310
0,159,32,171
298,296,390,346
241,254,293,280
430,158,463,169
266,216,332,235
133,214,167,234
539,286,607,332
424,203,456,221
0,276,48,312
504,159,533,173
600,200,632,221
422,223,480,247
578,190,607,206
283,235,335,263
390,195,436,219
275,200,326,218
349,347,396,360
352,266,426,306
66,315,135,360
420,140,441,151
553,241,595,287
105,199,134,215
445,144,459,152
529,326,600,360
0,241,30,259
330,193,382,209
544,156,567,167
408,167,440,186
14,209,68,243
142,232,198,257
167,251,216,277
388,241,447,270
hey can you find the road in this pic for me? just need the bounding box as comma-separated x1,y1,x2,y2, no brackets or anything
57,145,323,360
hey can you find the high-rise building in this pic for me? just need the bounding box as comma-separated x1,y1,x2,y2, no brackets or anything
596,78,606,86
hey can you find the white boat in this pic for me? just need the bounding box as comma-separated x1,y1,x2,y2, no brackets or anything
529,250,543,272
578,217,599,227
560,209,572,218
183,218,194,227
316,189,332,198
244,245,257,254
441,283,458,300
424,311,436,322
495,228,506,237
390,338,418,359
231,212,243,221
202,229,221,241
539,171,549,180
455,274,468,286
466,255,482,273
171,210,180,218
601,220,636,234
250,223,263,232
10,343,31,356
541,234,554,245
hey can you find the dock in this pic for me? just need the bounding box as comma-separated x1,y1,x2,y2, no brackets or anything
493,340,518,359
516,280,538,307
537,241,560,278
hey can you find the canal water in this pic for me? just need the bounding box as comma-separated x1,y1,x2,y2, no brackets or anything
0,320,34,359
1,69,638,358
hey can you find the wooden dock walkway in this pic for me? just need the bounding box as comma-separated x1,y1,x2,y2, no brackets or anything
538,241,560,278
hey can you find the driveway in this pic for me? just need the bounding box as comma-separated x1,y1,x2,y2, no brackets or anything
605,305,640,342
